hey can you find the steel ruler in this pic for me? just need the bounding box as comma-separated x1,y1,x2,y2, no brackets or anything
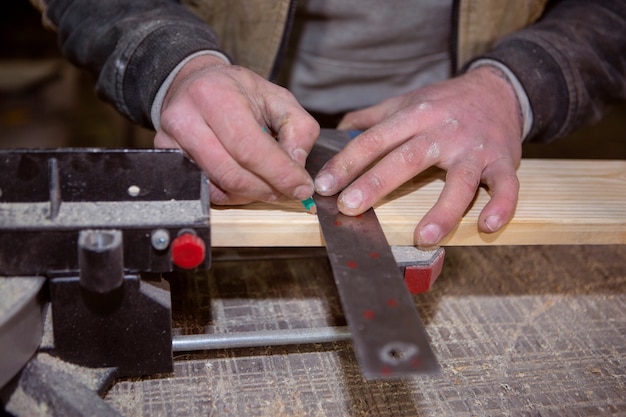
309,130,439,379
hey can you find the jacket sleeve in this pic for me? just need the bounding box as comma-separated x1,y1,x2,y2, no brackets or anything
42,0,226,128
474,0,626,142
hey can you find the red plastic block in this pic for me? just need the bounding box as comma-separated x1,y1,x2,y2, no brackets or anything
403,249,445,294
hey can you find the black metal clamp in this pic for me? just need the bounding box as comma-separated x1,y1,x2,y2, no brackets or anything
0,149,210,378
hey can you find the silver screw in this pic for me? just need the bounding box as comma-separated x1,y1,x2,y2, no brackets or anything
127,185,140,197
151,229,170,251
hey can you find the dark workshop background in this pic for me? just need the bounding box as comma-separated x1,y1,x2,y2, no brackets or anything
2,2,625,156
0,2,155,150
2,3,626,417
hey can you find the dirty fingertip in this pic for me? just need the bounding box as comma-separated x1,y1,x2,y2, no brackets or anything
483,215,502,233
314,172,336,195
417,223,442,247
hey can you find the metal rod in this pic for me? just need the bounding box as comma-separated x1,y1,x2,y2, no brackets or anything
172,326,351,352
48,157,61,220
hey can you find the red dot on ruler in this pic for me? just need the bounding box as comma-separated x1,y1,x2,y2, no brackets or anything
380,366,393,376
347,260,357,268
370,252,380,258
387,298,398,307
411,357,422,368
363,309,375,320
334,221,342,226
356,214,364,219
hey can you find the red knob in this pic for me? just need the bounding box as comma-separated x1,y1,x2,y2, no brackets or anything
171,233,206,269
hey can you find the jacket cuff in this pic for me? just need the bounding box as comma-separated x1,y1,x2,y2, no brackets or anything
475,38,569,143
467,59,534,142
151,50,231,130
97,23,227,129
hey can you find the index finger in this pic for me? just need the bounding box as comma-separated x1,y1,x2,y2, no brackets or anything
263,89,320,168
314,118,414,196
203,94,315,201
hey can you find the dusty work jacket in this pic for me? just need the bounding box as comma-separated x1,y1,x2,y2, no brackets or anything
34,0,626,143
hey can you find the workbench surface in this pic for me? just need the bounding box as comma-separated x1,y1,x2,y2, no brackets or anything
104,244,626,417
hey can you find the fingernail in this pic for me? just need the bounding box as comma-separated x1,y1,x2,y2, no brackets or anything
339,188,363,210
292,148,308,166
293,184,314,200
337,120,352,130
315,173,335,194
418,224,441,246
484,215,501,232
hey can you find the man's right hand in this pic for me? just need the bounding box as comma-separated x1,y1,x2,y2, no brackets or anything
154,55,319,205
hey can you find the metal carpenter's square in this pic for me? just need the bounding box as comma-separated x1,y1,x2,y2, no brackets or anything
308,130,440,379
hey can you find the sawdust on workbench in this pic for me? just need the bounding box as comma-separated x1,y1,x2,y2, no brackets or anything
103,245,626,417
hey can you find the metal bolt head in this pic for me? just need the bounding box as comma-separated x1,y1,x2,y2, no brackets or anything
151,229,170,251
127,185,140,197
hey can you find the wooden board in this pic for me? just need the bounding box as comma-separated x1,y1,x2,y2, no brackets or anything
211,159,626,247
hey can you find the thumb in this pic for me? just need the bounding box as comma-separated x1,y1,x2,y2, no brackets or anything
337,104,387,130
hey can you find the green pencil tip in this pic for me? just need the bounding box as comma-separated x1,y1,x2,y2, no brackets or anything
301,197,317,214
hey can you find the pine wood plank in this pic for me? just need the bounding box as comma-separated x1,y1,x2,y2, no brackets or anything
211,159,626,247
